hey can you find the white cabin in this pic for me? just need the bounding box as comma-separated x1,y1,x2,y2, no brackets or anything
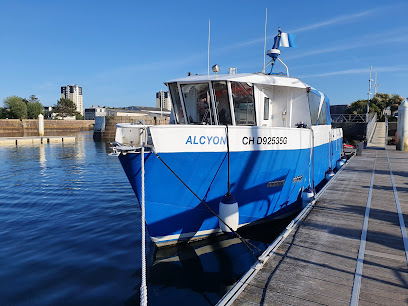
165,73,331,129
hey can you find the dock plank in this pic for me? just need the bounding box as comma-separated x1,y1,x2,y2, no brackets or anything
225,147,408,306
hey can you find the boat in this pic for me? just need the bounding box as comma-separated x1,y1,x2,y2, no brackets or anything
112,29,343,247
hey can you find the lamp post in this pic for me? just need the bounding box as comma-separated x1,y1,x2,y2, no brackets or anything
374,72,379,95
367,65,373,122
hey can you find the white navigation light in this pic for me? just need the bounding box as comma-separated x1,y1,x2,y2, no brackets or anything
212,64,220,73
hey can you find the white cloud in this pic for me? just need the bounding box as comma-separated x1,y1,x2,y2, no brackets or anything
216,7,383,54
285,31,408,61
300,66,408,78
288,9,378,33
90,52,205,82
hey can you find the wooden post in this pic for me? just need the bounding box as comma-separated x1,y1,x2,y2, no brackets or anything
38,114,44,136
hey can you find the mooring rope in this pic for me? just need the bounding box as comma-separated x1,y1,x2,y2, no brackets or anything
309,128,313,187
202,153,227,202
225,125,231,195
140,140,147,306
152,150,262,257
328,130,332,168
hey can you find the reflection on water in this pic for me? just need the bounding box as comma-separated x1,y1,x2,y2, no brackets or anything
0,132,141,304
126,217,294,305
0,129,78,138
39,143,46,167
0,131,293,305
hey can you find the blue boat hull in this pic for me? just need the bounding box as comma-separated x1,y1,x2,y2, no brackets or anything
118,137,342,246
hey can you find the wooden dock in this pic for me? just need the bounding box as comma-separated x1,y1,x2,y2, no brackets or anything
0,136,76,146
219,122,408,305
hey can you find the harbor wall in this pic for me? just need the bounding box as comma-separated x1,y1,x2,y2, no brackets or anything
96,116,170,140
0,119,94,133
332,122,366,143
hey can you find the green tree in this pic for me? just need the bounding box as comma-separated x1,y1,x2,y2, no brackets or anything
27,101,44,119
3,96,27,119
389,94,403,113
0,107,6,119
346,100,372,115
371,93,404,116
26,94,44,118
54,98,77,118
346,93,404,119
28,95,39,103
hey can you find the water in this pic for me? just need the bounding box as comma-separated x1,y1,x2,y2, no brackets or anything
0,132,290,305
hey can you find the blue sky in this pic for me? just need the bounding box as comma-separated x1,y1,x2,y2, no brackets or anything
0,0,407,108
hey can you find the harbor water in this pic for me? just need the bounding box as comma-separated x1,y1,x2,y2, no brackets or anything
0,132,290,305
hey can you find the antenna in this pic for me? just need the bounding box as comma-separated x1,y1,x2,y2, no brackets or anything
208,19,210,75
262,8,267,73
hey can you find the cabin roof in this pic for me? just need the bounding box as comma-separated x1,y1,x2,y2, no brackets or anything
165,73,309,89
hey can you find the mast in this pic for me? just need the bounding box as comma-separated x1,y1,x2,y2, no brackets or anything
262,8,267,73
208,19,210,76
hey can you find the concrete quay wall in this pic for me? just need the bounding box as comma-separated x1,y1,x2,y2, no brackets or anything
99,116,170,140
0,119,94,132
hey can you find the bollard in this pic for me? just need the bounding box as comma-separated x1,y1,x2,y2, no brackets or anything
38,114,44,136
396,100,408,151
356,141,363,156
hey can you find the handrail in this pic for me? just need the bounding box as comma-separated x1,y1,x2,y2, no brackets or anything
366,113,377,142
331,114,367,123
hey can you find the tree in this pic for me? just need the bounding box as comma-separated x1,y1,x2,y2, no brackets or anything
3,96,27,119
27,101,44,119
346,99,368,115
54,98,77,118
346,93,404,119
0,107,6,119
24,94,44,119
372,93,404,114
28,95,39,103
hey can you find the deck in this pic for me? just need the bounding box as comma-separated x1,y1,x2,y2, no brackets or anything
218,122,408,305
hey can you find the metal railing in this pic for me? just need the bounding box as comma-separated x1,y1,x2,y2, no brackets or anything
331,114,367,123
366,113,377,142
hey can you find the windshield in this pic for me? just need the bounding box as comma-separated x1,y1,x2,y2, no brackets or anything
231,82,256,126
180,83,214,124
168,83,186,124
212,81,232,125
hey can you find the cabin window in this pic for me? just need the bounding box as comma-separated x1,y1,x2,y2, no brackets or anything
168,83,186,124
308,91,320,125
231,82,256,126
212,81,232,125
318,99,328,125
181,83,214,124
264,97,270,120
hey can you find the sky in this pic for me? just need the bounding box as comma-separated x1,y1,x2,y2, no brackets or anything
0,0,407,108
